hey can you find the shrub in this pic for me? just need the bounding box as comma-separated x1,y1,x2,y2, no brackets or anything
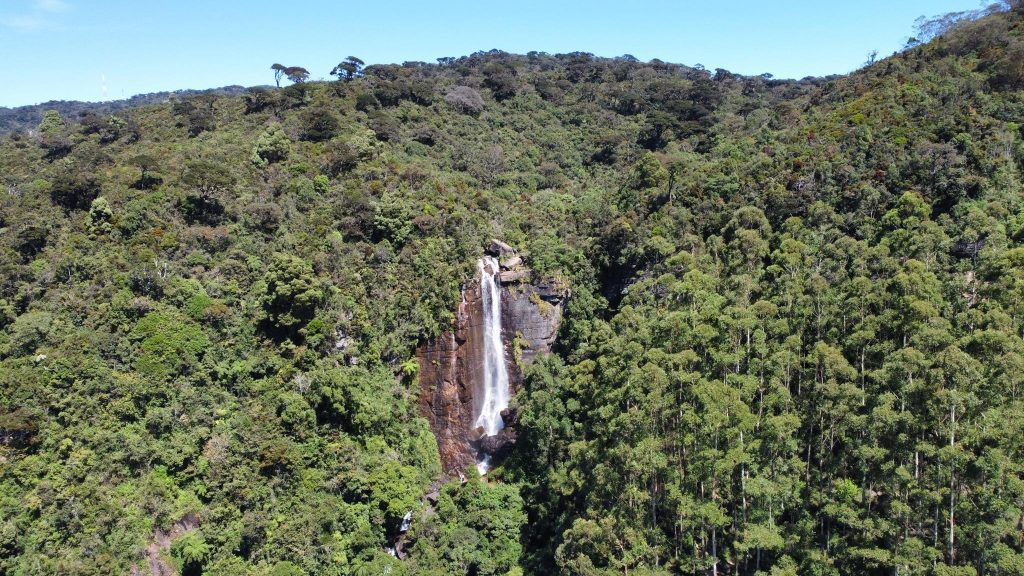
37,110,65,136
243,201,283,232
86,196,113,236
172,96,216,136
178,194,225,226
39,135,73,160
445,86,484,115
49,170,101,211
130,311,210,380
6,311,54,355
243,87,279,114
483,62,518,101
299,107,340,142
321,141,359,175
368,112,401,142
251,124,291,167
261,253,325,337
14,225,48,262
181,159,235,194
355,92,381,112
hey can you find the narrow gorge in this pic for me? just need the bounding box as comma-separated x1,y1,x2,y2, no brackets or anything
417,241,566,476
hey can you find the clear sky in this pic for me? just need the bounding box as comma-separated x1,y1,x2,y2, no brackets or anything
0,0,990,107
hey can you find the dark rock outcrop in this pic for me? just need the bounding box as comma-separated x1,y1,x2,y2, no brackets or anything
417,242,566,476
478,427,518,460
502,277,565,367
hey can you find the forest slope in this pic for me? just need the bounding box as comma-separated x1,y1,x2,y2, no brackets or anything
2,4,1024,575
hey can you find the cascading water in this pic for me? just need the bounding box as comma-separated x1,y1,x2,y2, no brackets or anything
474,256,510,474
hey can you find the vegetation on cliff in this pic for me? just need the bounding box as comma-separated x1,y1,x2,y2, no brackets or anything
2,3,1024,574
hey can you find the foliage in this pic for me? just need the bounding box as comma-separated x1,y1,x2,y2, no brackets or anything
299,107,340,142
86,196,113,236
2,7,1024,575
130,310,210,380
37,109,65,136
260,252,325,337
272,63,310,86
251,124,291,167
444,86,485,115
331,56,365,81
406,477,527,575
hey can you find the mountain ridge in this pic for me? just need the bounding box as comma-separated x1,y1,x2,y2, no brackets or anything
0,85,253,136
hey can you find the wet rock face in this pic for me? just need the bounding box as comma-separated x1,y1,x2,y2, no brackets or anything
417,242,566,476
416,284,486,476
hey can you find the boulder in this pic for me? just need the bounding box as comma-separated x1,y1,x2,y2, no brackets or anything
500,255,523,269
478,427,518,459
487,239,516,256
535,277,568,301
499,405,519,426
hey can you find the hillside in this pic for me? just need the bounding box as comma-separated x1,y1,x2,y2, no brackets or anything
1,4,1024,575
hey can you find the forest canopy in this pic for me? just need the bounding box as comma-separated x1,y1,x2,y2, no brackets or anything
2,3,1024,575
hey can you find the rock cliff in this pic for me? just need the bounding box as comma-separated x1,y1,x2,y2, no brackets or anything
417,242,566,476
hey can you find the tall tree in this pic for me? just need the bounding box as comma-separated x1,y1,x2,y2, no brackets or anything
331,56,365,80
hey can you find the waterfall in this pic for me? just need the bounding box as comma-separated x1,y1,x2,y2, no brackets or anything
474,256,509,474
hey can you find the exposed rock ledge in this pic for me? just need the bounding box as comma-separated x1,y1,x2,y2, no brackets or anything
417,241,566,476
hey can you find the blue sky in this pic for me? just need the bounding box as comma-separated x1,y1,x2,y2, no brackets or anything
0,0,990,107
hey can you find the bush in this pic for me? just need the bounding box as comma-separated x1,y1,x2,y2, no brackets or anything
355,92,381,112
37,110,65,136
6,311,54,355
445,86,484,115
368,112,401,142
321,141,359,175
181,159,235,194
131,154,163,190
172,96,216,137
412,126,439,146
299,107,340,142
251,124,291,167
49,170,101,211
178,193,225,226
130,311,210,380
243,201,283,232
86,196,113,236
261,253,325,337
483,62,518,101
14,224,48,262
243,87,279,114
39,135,73,160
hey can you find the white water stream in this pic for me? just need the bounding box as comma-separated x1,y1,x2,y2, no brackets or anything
474,256,510,475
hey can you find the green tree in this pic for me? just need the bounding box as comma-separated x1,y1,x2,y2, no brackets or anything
85,196,113,236
260,253,325,337
251,124,291,167
331,56,365,80
37,109,65,136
